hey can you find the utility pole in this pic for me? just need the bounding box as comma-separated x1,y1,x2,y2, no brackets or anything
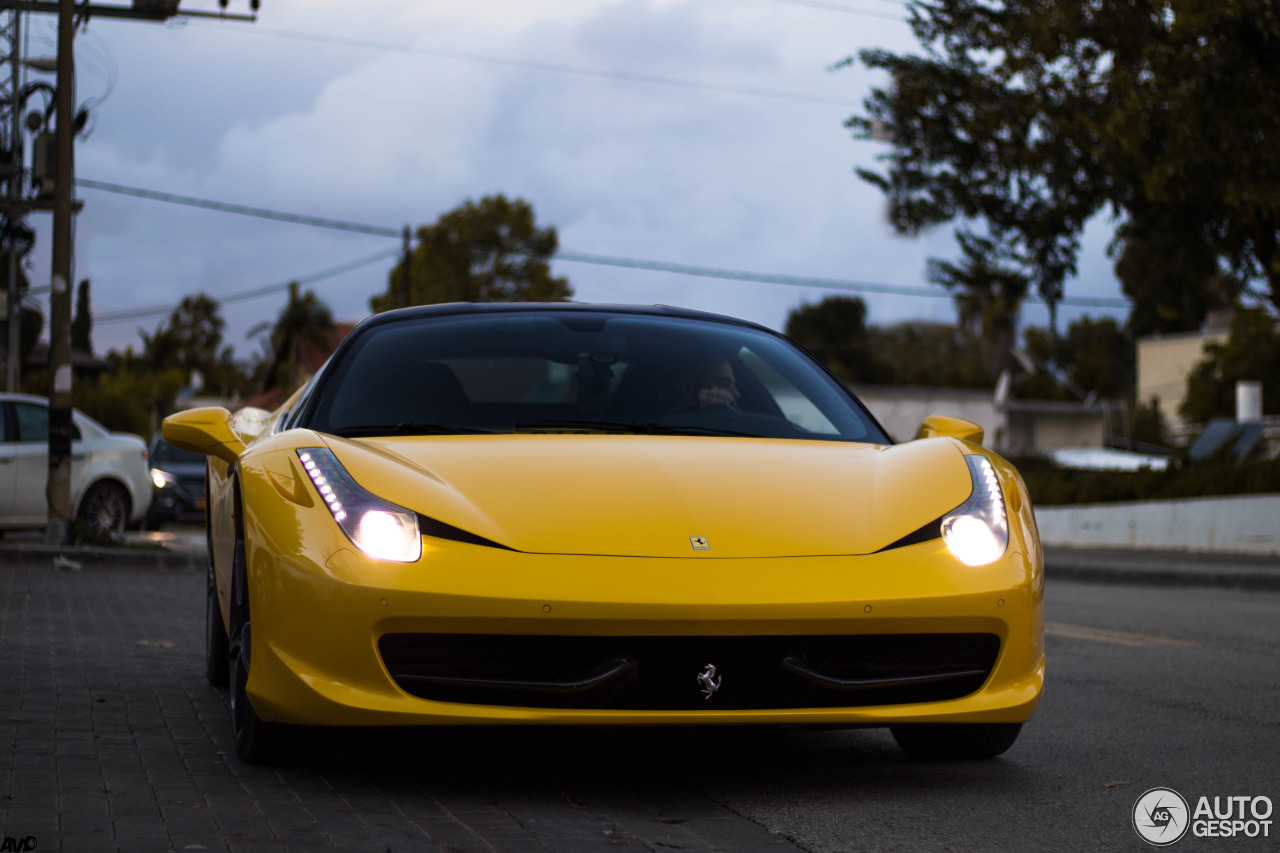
1,6,26,393
0,0,258,544
44,0,73,543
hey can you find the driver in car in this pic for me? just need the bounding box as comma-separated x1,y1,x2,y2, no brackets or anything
678,355,741,409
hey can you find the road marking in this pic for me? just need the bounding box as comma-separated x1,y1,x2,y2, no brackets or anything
1045,621,1197,647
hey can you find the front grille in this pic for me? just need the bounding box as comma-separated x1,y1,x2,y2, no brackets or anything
378,633,1000,710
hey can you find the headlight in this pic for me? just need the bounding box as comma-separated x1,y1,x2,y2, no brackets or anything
297,448,422,563
151,468,177,489
941,455,1008,566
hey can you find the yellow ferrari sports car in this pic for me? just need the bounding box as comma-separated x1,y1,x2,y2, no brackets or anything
164,303,1043,763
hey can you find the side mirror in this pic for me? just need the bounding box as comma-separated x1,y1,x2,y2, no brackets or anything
163,407,247,466
917,414,984,445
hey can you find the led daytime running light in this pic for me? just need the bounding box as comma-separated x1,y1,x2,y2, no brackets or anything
941,455,1009,566
296,448,421,562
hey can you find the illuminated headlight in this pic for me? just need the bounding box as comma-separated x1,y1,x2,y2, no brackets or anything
151,468,177,489
941,455,1009,566
296,448,422,562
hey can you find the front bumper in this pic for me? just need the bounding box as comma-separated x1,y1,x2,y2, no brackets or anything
241,531,1045,728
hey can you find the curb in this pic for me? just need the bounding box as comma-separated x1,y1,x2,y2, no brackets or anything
0,543,204,572
1045,548,1280,592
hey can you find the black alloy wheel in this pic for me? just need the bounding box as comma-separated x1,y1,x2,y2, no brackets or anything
890,723,1023,760
78,481,129,537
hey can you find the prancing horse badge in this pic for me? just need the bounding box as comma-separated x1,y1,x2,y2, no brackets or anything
697,663,722,698
690,536,710,551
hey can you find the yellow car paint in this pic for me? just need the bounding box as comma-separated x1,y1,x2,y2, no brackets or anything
163,378,1044,740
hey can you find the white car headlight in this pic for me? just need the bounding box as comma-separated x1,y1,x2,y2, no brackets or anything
297,448,422,563
941,455,1009,566
151,468,177,489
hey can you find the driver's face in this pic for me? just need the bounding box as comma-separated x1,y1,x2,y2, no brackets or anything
704,359,740,401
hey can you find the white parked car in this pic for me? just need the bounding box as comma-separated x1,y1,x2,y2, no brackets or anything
0,393,153,535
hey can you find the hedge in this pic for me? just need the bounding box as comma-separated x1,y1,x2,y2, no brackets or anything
1010,454,1280,507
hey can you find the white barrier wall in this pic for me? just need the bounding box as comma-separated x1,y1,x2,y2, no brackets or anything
1035,494,1280,556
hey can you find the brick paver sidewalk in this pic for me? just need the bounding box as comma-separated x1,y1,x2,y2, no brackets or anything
0,556,798,853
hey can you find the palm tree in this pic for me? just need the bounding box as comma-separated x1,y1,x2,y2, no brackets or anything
249,282,336,394
928,231,1028,382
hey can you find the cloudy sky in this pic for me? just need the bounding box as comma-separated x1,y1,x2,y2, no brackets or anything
19,0,1128,361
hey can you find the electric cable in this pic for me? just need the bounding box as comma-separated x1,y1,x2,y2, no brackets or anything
185,22,856,107
76,178,1132,310
93,248,400,325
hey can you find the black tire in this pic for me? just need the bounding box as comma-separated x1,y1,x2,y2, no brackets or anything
890,723,1023,760
227,486,278,763
78,481,130,537
204,481,228,687
205,560,229,688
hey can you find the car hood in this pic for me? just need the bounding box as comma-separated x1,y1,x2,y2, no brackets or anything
321,434,974,558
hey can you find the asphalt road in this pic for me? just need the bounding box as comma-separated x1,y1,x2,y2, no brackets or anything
1,557,1277,852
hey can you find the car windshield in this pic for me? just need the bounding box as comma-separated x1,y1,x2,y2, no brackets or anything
304,311,889,444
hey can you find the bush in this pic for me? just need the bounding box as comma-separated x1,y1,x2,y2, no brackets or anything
1013,454,1280,506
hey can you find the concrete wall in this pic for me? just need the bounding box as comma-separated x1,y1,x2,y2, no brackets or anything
1035,494,1280,556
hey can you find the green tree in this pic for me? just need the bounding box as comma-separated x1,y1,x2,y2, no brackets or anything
71,279,92,353
108,293,246,433
371,195,572,312
250,281,336,394
927,232,1028,380
166,294,226,373
784,295,887,383
1,252,41,389
1016,317,1134,402
1113,211,1245,336
865,322,989,388
847,0,1280,329
1181,308,1280,425
1128,397,1168,448
74,353,185,438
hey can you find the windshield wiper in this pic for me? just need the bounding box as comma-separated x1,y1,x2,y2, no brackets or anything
513,419,757,438
331,423,492,438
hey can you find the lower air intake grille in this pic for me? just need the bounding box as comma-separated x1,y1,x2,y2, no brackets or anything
378,633,1000,710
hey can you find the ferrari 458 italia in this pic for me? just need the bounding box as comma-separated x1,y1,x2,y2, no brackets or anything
164,303,1044,763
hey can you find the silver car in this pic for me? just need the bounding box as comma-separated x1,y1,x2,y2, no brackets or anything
0,393,153,535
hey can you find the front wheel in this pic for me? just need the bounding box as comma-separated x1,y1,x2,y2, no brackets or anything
890,723,1023,760
205,562,229,687
227,498,278,763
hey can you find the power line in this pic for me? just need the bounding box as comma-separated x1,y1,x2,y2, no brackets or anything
76,178,1131,312
552,250,1129,308
75,179,401,237
187,22,856,108
762,0,907,22
93,248,400,325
